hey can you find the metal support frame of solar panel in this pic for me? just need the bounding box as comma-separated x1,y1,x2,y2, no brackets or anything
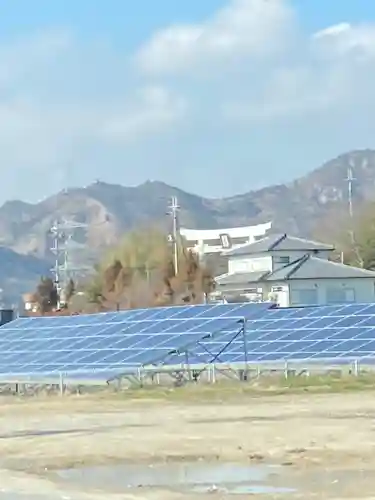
198,302,375,370
0,302,272,384
140,303,275,379
141,314,246,378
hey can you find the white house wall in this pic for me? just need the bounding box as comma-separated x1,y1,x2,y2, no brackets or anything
216,280,283,302
227,249,331,276
289,278,375,306
216,277,375,306
228,255,272,274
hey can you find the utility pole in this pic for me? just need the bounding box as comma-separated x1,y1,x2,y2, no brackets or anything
50,220,63,308
167,196,180,275
345,161,363,267
346,163,355,219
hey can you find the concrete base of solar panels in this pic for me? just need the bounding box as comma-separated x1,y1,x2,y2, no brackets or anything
2,384,375,499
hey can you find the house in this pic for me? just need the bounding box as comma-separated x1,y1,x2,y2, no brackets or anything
213,233,375,306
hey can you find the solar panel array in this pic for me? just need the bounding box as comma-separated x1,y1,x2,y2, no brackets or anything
0,303,270,380
182,303,375,366
2,302,375,382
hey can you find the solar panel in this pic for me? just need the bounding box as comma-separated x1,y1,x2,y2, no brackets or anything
7,301,375,380
181,303,375,366
0,302,271,381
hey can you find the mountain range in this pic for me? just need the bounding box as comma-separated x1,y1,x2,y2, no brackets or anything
1,149,375,304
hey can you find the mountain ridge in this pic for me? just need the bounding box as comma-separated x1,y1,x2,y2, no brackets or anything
1,148,375,303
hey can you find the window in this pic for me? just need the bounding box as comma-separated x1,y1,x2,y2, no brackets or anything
290,288,318,305
326,287,355,304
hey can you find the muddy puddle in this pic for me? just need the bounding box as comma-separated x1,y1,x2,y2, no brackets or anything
51,461,375,497
55,462,296,494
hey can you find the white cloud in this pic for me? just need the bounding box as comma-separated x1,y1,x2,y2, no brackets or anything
313,22,375,59
222,65,345,121
136,0,295,74
1,0,375,202
0,29,72,87
221,15,375,121
134,0,375,124
99,86,187,142
0,31,186,180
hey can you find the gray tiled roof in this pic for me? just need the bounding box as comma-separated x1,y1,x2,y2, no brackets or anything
268,255,375,281
215,271,266,286
224,233,334,257
215,256,375,286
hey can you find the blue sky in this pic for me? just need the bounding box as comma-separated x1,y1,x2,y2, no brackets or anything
1,0,375,203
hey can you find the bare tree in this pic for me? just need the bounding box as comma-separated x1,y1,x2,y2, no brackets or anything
34,277,59,314
83,228,216,312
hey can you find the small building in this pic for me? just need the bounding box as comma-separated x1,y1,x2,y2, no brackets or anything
22,293,38,313
0,309,14,325
213,233,375,306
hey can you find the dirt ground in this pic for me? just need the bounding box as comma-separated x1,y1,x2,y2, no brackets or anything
1,386,375,499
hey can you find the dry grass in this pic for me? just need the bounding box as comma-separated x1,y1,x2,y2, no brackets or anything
83,373,375,403
1,373,375,412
